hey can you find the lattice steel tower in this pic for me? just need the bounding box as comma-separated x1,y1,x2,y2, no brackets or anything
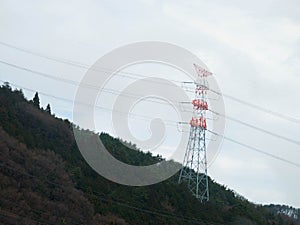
178,63,212,202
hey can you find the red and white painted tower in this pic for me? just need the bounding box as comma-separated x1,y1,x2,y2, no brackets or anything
178,63,212,202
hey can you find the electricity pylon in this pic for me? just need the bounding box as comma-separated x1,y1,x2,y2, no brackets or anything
178,63,212,202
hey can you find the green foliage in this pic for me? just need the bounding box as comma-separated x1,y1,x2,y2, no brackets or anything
0,83,298,225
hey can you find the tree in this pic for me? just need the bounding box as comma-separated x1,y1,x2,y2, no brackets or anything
3,82,11,90
45,104,51,114
33,92,40,108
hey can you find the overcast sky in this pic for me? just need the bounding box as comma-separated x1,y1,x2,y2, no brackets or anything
1,0,300,208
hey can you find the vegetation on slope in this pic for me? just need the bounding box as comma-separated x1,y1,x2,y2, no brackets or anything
0,83,298,225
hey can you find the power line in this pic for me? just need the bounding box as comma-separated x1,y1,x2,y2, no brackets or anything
0,60,189,107
207,130,300,169
1,58,300,168
4,60,299,148
2,80,300,169
0,79,182,128
1,40,300,125
0,41,186,85
209,109,300,146
208,89,300,125
180,106,300,146
3,58,299,137
2,55,300,128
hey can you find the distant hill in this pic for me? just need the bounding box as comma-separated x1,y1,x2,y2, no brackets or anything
265,205,300,223
0,82,298,225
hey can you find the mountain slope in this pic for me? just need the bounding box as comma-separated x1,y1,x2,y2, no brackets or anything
0,127,129,225
0,83,298,225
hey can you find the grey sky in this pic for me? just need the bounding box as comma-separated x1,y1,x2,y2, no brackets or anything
0,0,300,207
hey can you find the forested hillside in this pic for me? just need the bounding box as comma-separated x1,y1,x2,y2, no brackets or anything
0,83,298,225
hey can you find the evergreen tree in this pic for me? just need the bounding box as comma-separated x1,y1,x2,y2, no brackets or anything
45,103,51,114
33,92,40,108
3,82,11,90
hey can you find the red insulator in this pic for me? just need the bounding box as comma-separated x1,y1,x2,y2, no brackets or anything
190,117,199,127
190,117,194,126
199,117,203,127
198,100,203,108
204,101,208,110
203,118,207,129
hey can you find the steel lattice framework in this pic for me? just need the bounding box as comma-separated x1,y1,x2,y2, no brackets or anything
178,63,212,202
